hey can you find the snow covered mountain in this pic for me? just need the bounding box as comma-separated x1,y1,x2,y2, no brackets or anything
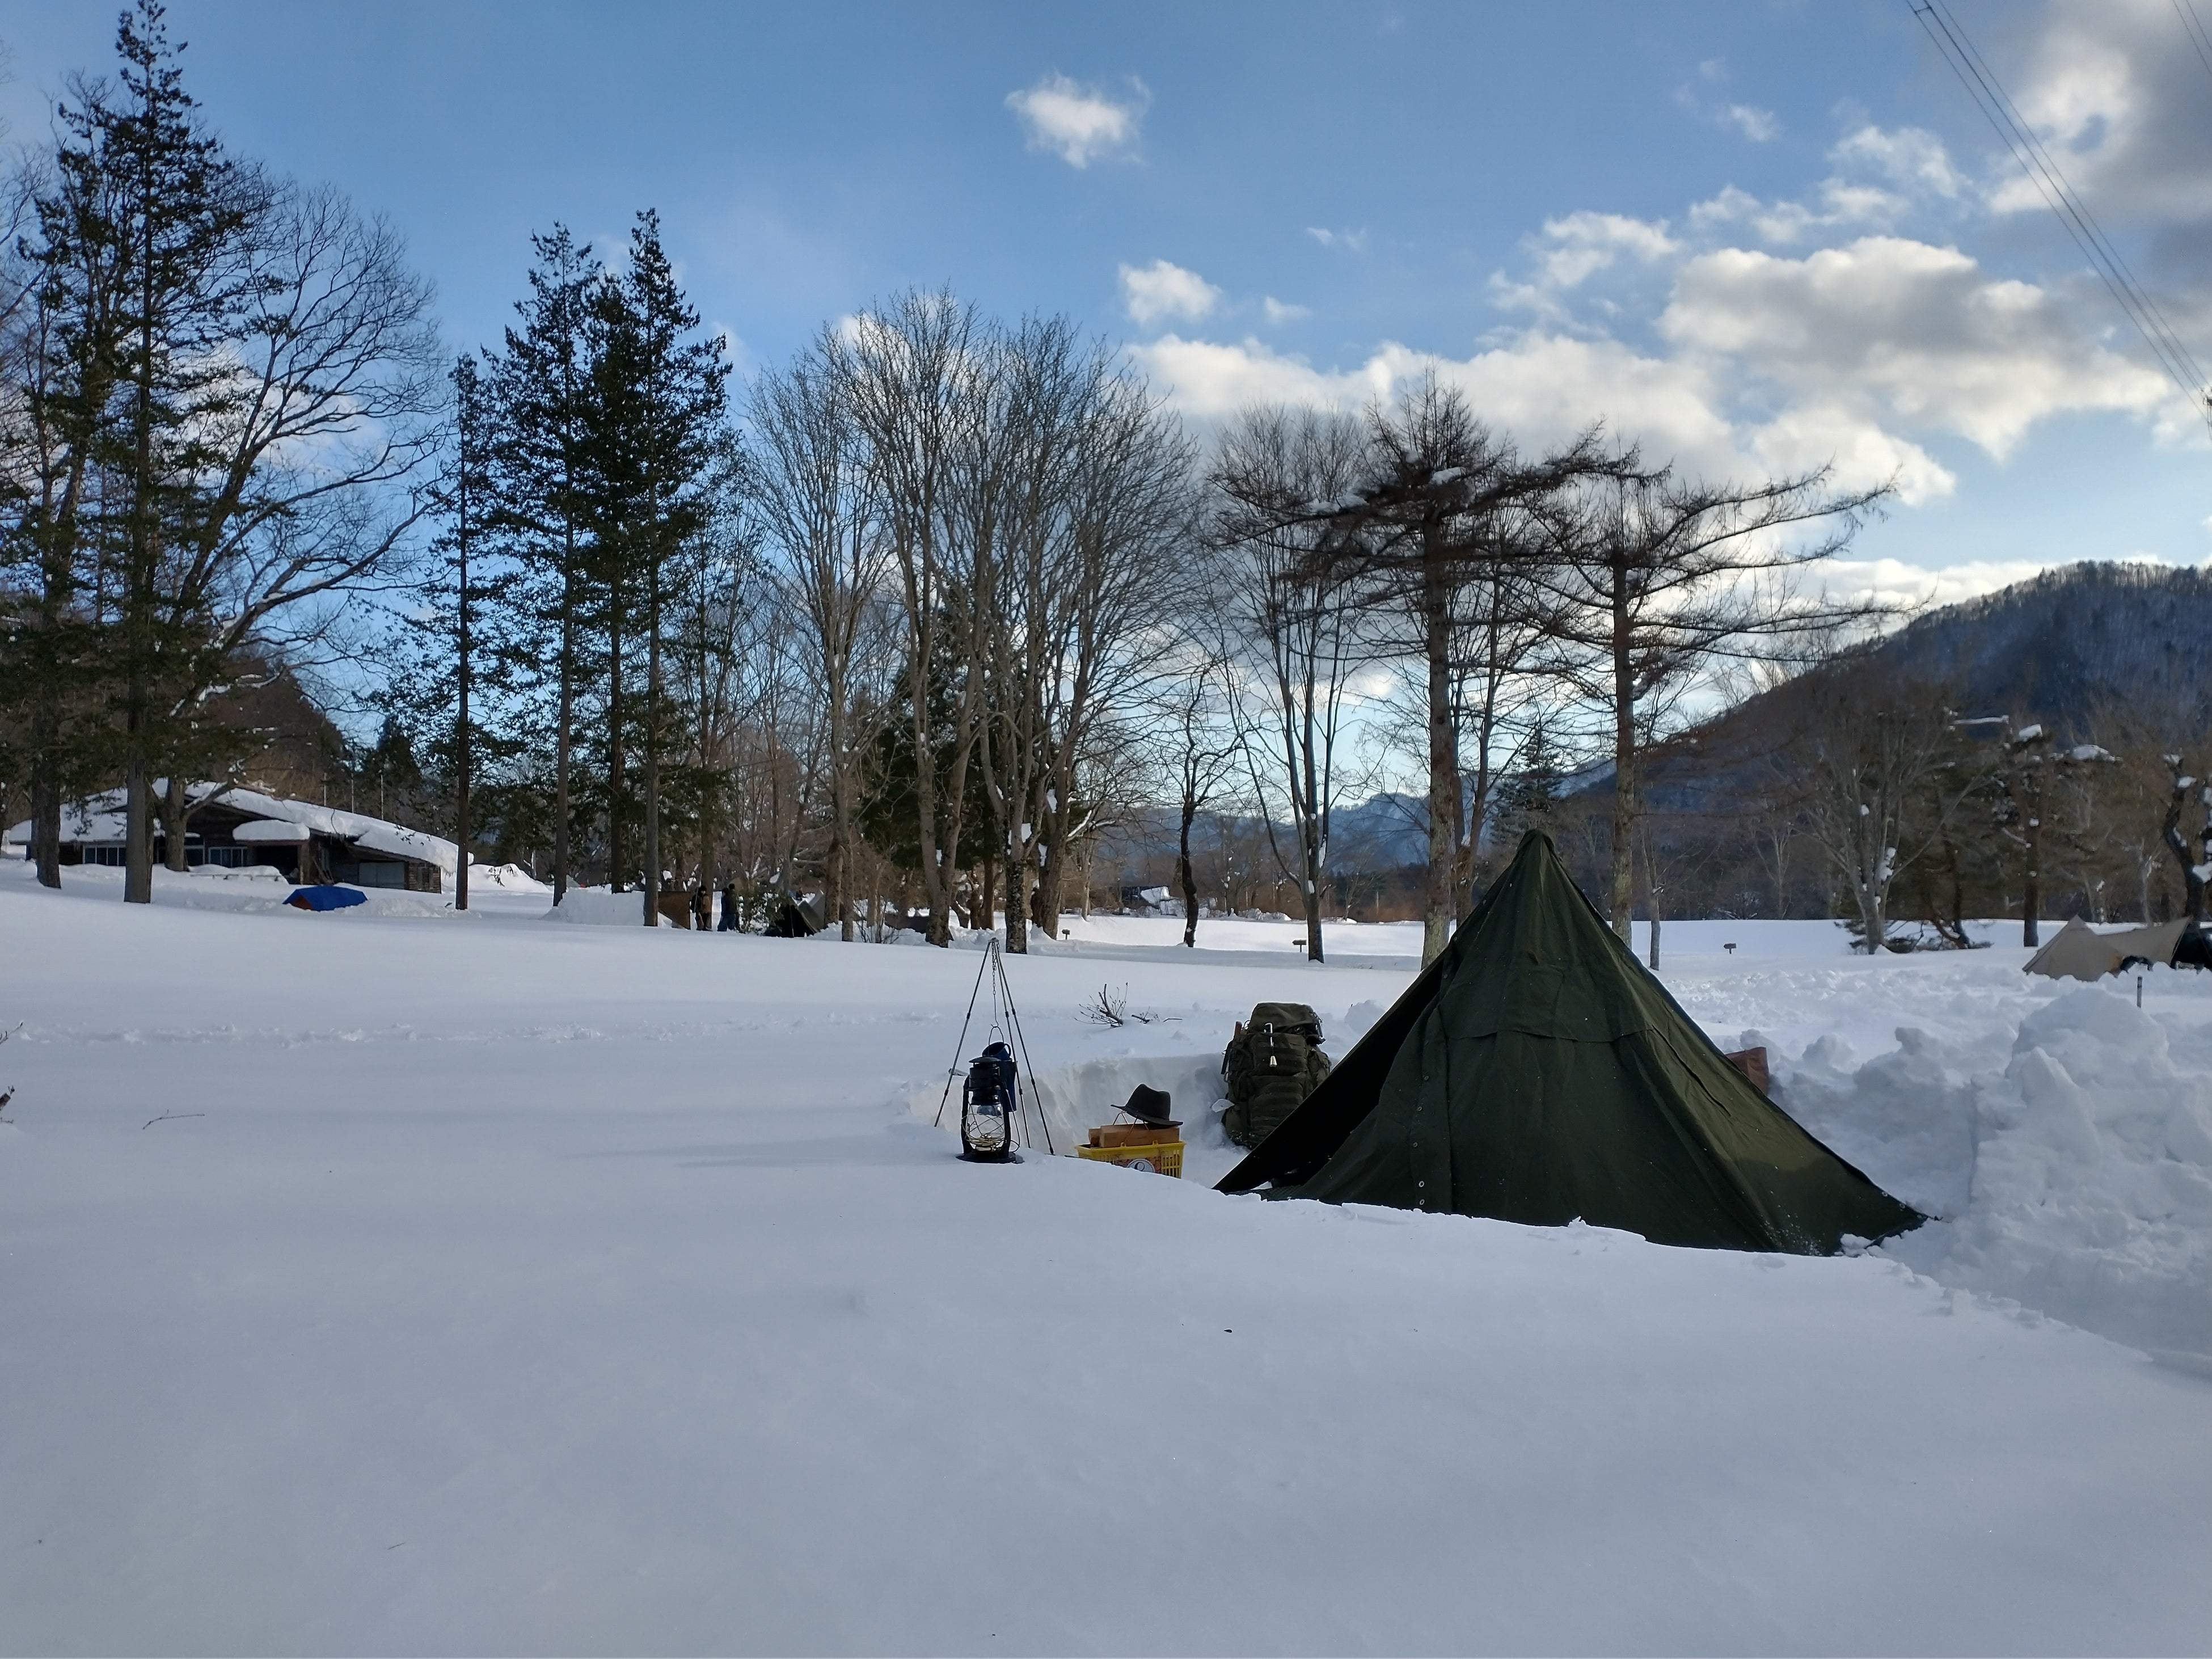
1861,560,2212,721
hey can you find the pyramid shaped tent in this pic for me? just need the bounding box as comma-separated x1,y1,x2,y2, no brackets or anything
1218,831,1922,1253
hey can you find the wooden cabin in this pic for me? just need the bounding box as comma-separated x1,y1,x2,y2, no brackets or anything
6,784,456,893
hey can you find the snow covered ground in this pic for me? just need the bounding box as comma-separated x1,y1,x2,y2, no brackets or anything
1,855,2206,1654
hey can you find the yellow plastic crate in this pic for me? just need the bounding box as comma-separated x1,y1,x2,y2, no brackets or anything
1075,1139,1184,1177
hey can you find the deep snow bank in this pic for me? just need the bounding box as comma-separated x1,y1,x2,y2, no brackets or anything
999,968,2212,1364
1774,975,2212,1361
544,888,648,926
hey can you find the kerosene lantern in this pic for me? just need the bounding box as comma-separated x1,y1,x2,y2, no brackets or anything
960,1040,1021,1162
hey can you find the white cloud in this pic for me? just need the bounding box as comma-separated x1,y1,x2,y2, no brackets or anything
1689,179,1907,246
1989,1,2212,233
1006,74,1145,168
1831,125,1963,198
1492,212,1680,319
1661,236,2172,457
1746,403,1955,505
1118,259,1221,328
1135,37,2200,551
1134,221,2183,519
1724,105,1780,142
1816,556,2079,613
1261,296,1310,325
1687,125,1964,248
1675,65,1779,145
1305,226,1369,252
1534,211,1678,288
1124,334,1398,420
1126,331,1746,478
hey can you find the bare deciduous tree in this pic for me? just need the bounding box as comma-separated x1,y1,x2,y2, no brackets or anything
1786,664,1983,953
752,331,894,941
1532,461,1890,942
836,289,982,946
1211,405,1372,963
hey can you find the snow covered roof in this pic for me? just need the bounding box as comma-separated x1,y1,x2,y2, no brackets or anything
4,801,130,847
231,818,311,844
3,783,459,874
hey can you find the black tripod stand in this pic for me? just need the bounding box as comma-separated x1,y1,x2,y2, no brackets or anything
933,935,1055,1156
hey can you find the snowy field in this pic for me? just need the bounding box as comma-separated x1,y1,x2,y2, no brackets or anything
1,855,2206,1655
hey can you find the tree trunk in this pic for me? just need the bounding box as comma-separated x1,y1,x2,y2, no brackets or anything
455,514,471,914
1033,849,1056,935
1301,807,1327,964
1010,847,1037,953
2164,767,2207,925
553,560,575,904
31,775,61,890
2020,768,2042,948
162,774,189,872
1179,793,1201,948
27,605,65,888
125,752,154,905
2200,787,2211,927
906,644,952,945
1608,576,1636,943
829,697,853,940
609,608,627,893
1421,535,1457,966
124,199,156,909
1643,831,1662,970
643,569,662,927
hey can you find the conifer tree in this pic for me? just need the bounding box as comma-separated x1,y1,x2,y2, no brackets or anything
381,353,503,904
491,227,598,901
587,212,730,923
74,1,264,901
1495,721,1564,847
2,74,126,888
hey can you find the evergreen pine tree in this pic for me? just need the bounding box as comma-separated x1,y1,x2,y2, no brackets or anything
489,227,599,901
88,1,265,900
1496,721,1565,848
587,212,731,923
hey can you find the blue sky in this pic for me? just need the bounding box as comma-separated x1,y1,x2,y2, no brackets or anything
5,1,2207,603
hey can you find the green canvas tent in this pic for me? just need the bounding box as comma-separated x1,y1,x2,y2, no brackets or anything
1218,831,1922,1254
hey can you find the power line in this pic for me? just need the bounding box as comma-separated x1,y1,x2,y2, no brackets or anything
2173,0,2212,92
1911,1,2212,430
1922,1,2207,398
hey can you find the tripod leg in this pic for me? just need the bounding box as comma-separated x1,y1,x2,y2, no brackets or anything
994,946,1056,1155
934,943,995,1128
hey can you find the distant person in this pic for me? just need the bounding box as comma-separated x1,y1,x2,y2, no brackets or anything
719,882,740,932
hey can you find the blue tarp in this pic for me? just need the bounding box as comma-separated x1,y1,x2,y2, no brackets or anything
286,885,367,911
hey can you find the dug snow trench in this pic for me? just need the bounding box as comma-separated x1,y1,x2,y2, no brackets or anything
952,970,2212,1369
910,1050,1249,1184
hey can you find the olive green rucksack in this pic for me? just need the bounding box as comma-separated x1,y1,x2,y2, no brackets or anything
1222,1002,1332,1149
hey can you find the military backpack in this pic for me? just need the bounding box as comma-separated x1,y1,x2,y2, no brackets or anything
1222,1002,1332,1149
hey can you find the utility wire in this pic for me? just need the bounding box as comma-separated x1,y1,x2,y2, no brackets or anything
1912,0,2212,428
2173,0,2212,91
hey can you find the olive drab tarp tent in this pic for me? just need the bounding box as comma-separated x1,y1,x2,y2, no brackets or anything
1217,831,1923,1254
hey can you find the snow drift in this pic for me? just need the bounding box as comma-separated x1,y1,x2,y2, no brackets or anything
1774,975,2212,1361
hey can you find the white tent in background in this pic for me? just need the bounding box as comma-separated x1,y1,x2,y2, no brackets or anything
2024,917,2191,982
